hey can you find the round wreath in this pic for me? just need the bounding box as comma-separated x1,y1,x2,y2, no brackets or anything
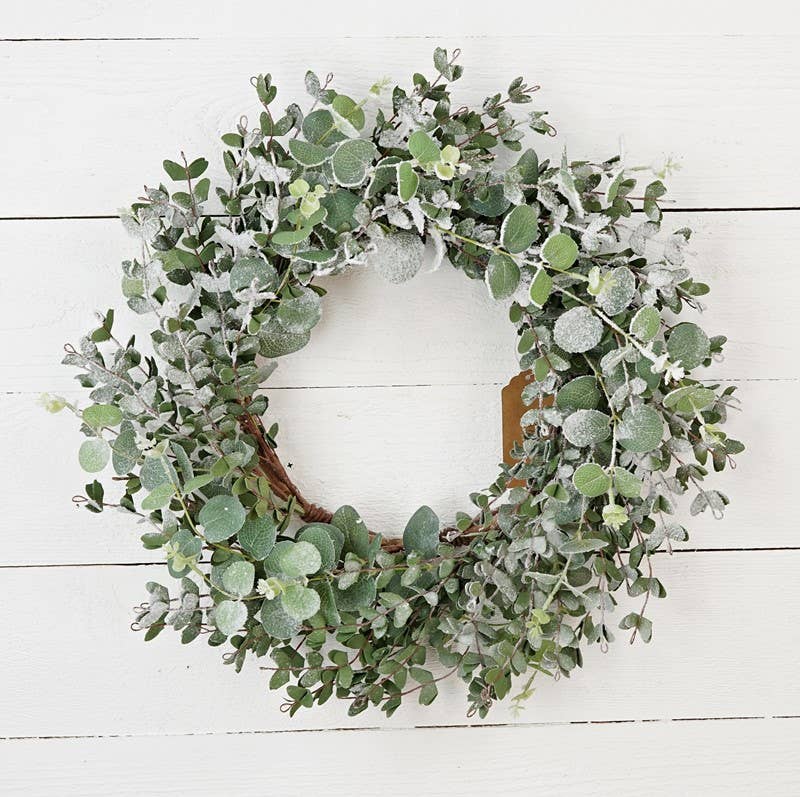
48,48,743,718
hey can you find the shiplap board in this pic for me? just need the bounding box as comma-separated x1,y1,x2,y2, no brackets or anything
2,377,794,566
5,1,791,38
4,718,799,797
2,551,798,737
1,37,799,215
2,211,797,394
1,28,798,795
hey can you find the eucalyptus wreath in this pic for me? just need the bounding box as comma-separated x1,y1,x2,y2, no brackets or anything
47,48,743,718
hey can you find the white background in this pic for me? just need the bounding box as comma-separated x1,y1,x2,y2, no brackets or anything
2,3,799,794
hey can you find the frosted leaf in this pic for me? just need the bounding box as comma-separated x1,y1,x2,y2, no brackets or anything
597,266,636,315
664,234,686,265
629,221,659,256
430,189,460,211
194,272,230,293
428,226,446,272
600,346,628,375
386,206,413,230
255,157,292,186
618,405,664,453
610,384,631,411
554,306,603,353
214,226,257,255
259,196,280,225
580,214,612,253
562,410,611,447
647,268,675,289
369,232,425,284
406,197,426,234
120,209,159,242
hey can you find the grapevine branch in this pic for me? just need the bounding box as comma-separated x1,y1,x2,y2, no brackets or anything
239,410,491,553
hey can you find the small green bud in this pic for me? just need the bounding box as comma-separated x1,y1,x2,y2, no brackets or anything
602,502,629,531
38,393,67,413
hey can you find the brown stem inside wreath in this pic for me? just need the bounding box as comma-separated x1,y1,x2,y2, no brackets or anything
239,411,476,553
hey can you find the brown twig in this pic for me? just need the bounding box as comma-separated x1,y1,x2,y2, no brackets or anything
237,409,487,552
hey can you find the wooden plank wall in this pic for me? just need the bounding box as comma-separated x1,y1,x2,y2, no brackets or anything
1,7,798,794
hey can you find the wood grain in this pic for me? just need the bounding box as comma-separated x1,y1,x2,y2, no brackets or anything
2,211,797,394
2,376,793,566
2,551,799,738
4,0,787,38
1,29,798,794
4,718,799,796
0,38,798,215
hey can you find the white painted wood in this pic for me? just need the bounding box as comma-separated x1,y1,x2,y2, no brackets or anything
2,211,797,394
4,718,799,796
1,38,798,214
0,26,797,793
2,551,798,738
6,0,792,38
1,377,794,566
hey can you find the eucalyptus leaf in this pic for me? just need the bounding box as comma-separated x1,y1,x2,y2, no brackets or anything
403,506,440,558
78,438,110,473
198,495,247,543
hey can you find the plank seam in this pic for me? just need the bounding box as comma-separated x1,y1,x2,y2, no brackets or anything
2,207,799,222
2,713,797,742
3,547,798,570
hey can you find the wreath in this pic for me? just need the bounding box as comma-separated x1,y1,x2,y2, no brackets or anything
47,48,743,718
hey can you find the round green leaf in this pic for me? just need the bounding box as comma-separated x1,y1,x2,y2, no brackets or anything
260,597,301,639
112,422,139,476
630,306,661,342
83,404,123,428
486,253,521,300
302,109,342,144
78,438,110,473
562,410,611,448
275,288,322,334
332,505,369,559
397,161,419,202
618,405,664,453
277,540,322,577
198,494,246,543
663,385,717,415
237,515,278,560
542,233,578,270
597,266,635,315
407,130,440,164
556,376,601,411
613,467,644,498
560,537,609,555
500,204,539,254
140,456,170,491
403,505,440,558
667,323,710,370
259,321,311,358
331,94,365,131
572,463,612,498
554,306,603,353
281,584,321,621
229,256,278,292
336,575,377,612
214,600,247,636
297,524,337,570
331,139,377,187
371,232,425,284
141,482,176,511
288,138,331,167
221,560,255,598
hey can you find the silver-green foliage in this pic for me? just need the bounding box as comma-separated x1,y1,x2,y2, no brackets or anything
51,48,742,719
